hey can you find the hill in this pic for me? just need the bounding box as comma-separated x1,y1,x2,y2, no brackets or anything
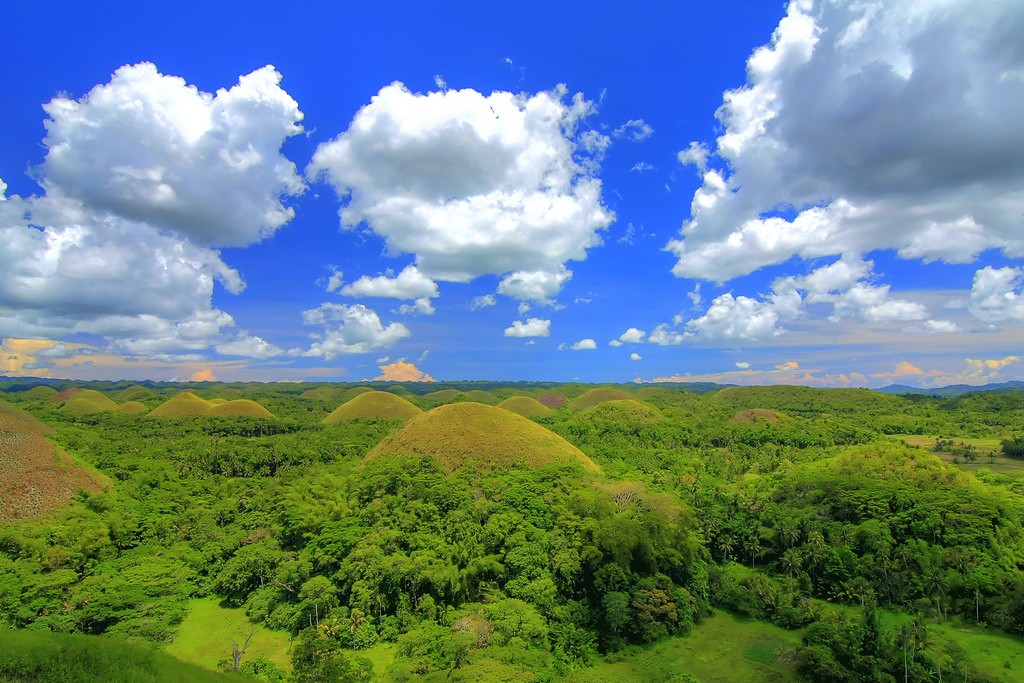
582,398,663,422
115,401,149,414
149,392,213,418
0,401,105,523
0,629,237,683
59,389,119,416
23,385,59,400
497,395,553,418
536,391,567,407
569,387,634,410
323,391,422,422
366,402,599,473
208,399,274,418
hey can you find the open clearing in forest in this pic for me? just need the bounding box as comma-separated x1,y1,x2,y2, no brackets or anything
565,611,801,683
887,434,1024,475
165,597,292,673
879,613,1024,682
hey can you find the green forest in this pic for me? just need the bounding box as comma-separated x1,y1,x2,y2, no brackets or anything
1,380,1023,682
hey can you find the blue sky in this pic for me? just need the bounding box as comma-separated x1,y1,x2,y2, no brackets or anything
2,1,1022,387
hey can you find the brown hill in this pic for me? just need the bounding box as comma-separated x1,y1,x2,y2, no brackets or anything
0,402,105,523
497,396,553,418
366,402,599,474
536,392,567,408
323,391,422,422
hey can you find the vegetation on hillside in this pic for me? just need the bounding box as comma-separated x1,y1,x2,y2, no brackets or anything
1,382,1023,681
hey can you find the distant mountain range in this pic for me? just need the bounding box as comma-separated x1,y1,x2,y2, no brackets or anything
2,375,1022,398
874,380,1024,397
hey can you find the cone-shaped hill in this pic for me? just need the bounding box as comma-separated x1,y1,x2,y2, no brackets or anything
366,402,599,474
60,390,119,416
209,399,274,418
1,401,105,523
569,388,634,410
23,386,58,400
536,391,567,408
149,392,213,418
149,392,273,418
117,385,156,402
498,396,553,418
421,388,465,406
323,391,422,422
115,401,149,415
582,399,663,422
460,390,498,405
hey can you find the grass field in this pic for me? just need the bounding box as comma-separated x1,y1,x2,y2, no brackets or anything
879,612,1024,682
565,611,802,683
886,434,1024,476
164,597,292,673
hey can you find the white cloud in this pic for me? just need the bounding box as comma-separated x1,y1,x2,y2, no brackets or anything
630,352,642,361
685,292,790,341
613,119,654,141
609,327,645,346
570,338,597,350
340,265,439,301
735,361,750,369
968,266,1024,324
666,1,1024,284
676,142,709,171
308,82,613,305
497,266,572,305
470,294,497,311
397,297,436,316
504,318,551,338
215,333,284,359
630,162,655,173
41,62,304,247
298,303,410,360
648,324,685,346
0,63,306,357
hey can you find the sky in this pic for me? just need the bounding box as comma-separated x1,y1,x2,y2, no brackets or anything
1,0,1023,388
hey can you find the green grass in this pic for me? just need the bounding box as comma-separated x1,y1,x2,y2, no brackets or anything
581,399,663,423
208,399,274,418
0,628,241,682
568,388,634,411
565,611,802,683
879,612,1024,682
887,435,1024,476
497,395,553,418
164,597,292,673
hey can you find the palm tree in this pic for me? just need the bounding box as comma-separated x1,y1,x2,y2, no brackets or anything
780,548,802,579
718,535,735,563
347,608,367,648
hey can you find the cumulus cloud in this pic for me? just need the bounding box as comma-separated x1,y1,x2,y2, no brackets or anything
504,318,551,338
630,162,655,173
497,267,572,305
569,338,597,350
341,265,438,300
968,266,1024,324
676,142,709,171
299,303,410,360
648,324,685,346
630,352,642,361
666,0,1024,289
0,63,305,357
41,62,304,247
188,368,217,382
375,360,436,382
609,327,645,346
309,82,613,305
735,361,750,369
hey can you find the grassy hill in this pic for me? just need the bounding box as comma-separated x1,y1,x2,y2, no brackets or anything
208,399,274,418
498,395,553,418
569,387,634,410
115,400,149,414
59,389,120,416
0,401,106,523
581,398,663,422
23,385,58,400
323,390,422,422
0,629,242,682
149,392,213,418
366,402,600,473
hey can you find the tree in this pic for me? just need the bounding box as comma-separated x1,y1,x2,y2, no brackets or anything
231,629,255,672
